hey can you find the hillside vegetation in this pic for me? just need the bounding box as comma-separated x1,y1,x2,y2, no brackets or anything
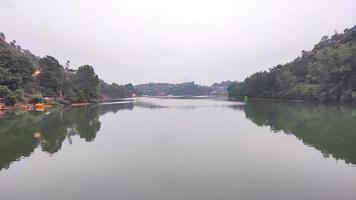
228,25,356,102
0,33,133,106
135,81,234,96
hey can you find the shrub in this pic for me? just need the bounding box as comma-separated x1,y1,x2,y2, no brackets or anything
289,84,321,94
352,92,356,100
0,85,11,98
31,93,44,104
3,93,18,106
55,98,70,106
14,89,25,101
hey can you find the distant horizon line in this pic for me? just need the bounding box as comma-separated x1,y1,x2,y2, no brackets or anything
104,80,239,87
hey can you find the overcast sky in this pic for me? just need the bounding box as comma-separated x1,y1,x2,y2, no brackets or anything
0,0,355,85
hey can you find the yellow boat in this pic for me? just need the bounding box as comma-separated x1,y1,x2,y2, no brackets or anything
35,103,45,111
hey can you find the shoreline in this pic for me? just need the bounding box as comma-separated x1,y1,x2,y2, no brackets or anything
71,103,94,107
229,96,356,105
0,98,131,117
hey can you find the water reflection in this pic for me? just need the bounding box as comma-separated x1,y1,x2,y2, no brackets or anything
2,99,356,172
232,101,356,165
98,102,134,115
0,102,133,170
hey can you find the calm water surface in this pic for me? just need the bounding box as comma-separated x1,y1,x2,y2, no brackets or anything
0,98,356,200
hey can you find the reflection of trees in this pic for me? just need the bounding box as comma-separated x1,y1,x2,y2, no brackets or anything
134,101,167,109
37,106,101,154
37,112,69,154
98,102,134,115
61,107,101,142
233,102,356,164
0,112,42,170
0,103,134,170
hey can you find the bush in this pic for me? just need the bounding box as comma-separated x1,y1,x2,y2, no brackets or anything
55,98,70,106
3,93,18,106
352,92,356,100
63,89,78,103
31,93,44,104
286,84,321,99
0,85,11,98
14,89,25,101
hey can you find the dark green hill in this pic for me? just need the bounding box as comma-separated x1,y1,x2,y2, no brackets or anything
228,25,356,102
0,33,131,106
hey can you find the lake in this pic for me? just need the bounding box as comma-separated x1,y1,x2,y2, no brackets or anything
0,98,356,200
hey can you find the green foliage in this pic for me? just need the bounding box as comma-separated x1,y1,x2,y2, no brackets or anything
3,93,17,106
287,84,320,97
0,85,11,98
124,83,134,91
70,65,99,101
166,82,211,96
0,32,5,41
229,25,356,102
227,82,241,98
0,50,34,90
38,56,65,97
134,82,212,96
352,92,356,100
14,89,25,102
98,80,132,98
31,93,44,103
63,88,77,103
292,84,320,93
0,36,103,105
76,90,87,103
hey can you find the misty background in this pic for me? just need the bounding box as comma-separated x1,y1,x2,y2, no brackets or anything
0,0,355,85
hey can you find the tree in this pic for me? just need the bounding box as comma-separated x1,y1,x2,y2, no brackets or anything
3,93,17,106
321,35,329,42
0,32,5,41
38,56,66,97
124,83,134,91
65,60,70,70
14,89,25,101
70,65,99,101
31,93,44,103
0,85,11,98
0,50,34,90
228,25,356,102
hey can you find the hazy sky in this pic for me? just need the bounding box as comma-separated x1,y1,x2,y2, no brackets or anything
0,0,355,85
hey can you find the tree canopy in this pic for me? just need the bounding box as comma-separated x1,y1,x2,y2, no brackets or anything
228,25,356,102
0,33,132,105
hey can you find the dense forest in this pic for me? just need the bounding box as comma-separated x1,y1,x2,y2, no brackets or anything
228,25,356,102
98,80,136,100
0,32,133,107
135,82,211,96
135,81,234,96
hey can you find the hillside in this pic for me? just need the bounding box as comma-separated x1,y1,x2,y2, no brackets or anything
134,81,234,96
98,80,136,100
228,25,356,102
0,32,133,108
